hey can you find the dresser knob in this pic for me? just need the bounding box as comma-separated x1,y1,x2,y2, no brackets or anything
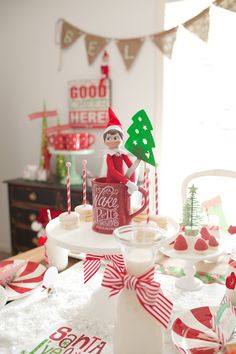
28,192,37,201
29,213,37,221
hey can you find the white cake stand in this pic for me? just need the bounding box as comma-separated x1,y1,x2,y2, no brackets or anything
160,245,224,291
46,217,120,255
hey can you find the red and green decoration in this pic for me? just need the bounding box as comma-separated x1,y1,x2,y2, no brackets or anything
125,109,156,177
182,185,202,236
55,118,66,181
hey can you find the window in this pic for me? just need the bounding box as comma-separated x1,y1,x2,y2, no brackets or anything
160,0,236,223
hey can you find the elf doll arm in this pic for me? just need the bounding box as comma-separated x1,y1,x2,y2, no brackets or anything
122,154,136,182
106,155,138,194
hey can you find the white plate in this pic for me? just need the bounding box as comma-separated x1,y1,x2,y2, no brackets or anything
0,260,46,301
172,306,221,353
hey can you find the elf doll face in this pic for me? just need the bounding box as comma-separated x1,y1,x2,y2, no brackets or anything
104,132,122,149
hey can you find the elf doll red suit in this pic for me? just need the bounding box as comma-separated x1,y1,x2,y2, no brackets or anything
104,108,138,195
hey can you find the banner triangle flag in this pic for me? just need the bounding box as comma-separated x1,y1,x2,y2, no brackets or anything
85,34,110,65
152,27,178,59
116,38,144,70
61,20,82,49
213,0,236,12
183,7,210,42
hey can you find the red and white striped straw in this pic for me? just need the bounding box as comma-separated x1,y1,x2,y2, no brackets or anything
146,168,150,223
66,162,71,214
82,160,87,206
142,162,147,205
155,166,158,215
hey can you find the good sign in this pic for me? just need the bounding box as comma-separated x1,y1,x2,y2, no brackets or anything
68,80,111,128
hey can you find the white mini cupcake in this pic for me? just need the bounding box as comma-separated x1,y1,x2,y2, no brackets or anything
59,211,79,230
75,204,93,222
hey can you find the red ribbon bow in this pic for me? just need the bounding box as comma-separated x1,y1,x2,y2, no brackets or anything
101,264,173,329
83,254,124,284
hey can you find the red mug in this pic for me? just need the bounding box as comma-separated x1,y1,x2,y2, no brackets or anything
80,133,96,149
92,177,148,234
65,133,96,150
48,133,65,150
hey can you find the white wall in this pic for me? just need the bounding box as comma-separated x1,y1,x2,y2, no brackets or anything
0,0,164,252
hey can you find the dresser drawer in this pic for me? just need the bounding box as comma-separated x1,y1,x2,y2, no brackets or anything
13,228,36,250
11,186,57,207
11,207,38,225
59,191,92,210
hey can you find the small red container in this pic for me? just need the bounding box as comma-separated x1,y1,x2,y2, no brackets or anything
92,177,148,234
48,133,66,150
65,133,96,150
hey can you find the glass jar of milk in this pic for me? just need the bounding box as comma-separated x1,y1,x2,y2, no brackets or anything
113,224,165,354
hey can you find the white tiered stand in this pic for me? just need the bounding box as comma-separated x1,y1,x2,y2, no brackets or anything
46,218,120,256
160,245,224,291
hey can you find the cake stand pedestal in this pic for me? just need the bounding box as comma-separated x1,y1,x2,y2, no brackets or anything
160,245,224,291
49,148,94,185
46,218,120,322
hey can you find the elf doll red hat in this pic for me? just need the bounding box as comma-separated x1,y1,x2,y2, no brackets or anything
104,107,124,135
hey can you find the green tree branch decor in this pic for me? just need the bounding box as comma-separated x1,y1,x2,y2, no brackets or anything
182,185,202,236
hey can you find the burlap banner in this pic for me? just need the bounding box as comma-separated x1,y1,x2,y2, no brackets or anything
85,34,110,65
214,0,236,12
57,3,236,69
183,7,210,42
152,27,178,59
116,38,144,70
61,20,82,49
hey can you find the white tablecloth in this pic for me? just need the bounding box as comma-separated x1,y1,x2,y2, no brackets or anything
0,262,225,354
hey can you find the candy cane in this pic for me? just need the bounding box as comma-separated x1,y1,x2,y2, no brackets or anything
82,160,87,206
66,162,71,214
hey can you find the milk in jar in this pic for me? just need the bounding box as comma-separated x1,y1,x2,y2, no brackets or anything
113,225,165,354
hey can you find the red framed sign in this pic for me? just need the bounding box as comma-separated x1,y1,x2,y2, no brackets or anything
68,79,111,128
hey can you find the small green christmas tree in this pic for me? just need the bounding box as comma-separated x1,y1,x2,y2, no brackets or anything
125,109,156,167
39,103,48,168
182,185,202,236
56,118,66,181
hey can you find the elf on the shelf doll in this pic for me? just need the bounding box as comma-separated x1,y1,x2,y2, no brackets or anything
104,108,138,195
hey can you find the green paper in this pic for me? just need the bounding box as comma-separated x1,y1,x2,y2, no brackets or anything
207,203,228,232
125,109,157,166
156,264,226,285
